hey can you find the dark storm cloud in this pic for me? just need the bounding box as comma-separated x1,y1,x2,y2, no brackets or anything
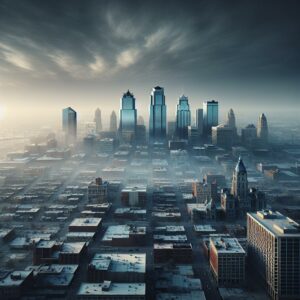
0,0,300,85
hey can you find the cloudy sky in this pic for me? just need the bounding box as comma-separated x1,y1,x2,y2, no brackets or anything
0,0,299,129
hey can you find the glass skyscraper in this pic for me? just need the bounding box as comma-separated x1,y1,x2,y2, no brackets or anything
176,95,191,139
62,107,77,142
119,90,137,141
203,100,218,135
149,86,167,140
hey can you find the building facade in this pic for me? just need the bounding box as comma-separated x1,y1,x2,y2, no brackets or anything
247,210,300,300
62,107,77,143
149,86,167,140
203,100,218,135
94,108,102,132
176,95,191,139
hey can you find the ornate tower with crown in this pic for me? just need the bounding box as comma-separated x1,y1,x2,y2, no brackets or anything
231,157,250,215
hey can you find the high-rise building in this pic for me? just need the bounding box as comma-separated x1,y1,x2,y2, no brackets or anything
203,100,218,135
167,120,176,139
257,113,268,145
94,108,102,132
149,86,167,140
188,126,201,146
110,110,118,132
211,124,234,149
247,210,300,300
62,107,77,143
137,115,145,126
227,108,236,128
231,157,250,214
119,90,137,142
176,95,191,139
241,124,257,147
196,108,203,136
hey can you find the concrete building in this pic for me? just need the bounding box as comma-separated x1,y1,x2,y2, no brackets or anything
88,253,146,283
121,186,147,207
212,124,234,149
77,282,145,300
68,217,102,232
210,237,245,287
88,178,108,203
247,210,300,300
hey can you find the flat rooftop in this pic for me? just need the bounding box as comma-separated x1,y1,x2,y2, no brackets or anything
69,218,102,227
77,282,145,296
102,225,146,241
210,237,245,254
248,210,300,237
0,270,32,287
91,253,146,273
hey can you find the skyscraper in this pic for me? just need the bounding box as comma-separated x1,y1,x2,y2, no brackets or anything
227,108,236,129
110,110,117,132
257,113,268,145
176,95,191,139
247,210,300,300
196,108,203,135
241,124,257,147
62,107,77,143
231,157,250,214
149,86,167,140
94,108,102,132
203,100,218,135
119,90,137,142
212,124,234,149
137,115,145,126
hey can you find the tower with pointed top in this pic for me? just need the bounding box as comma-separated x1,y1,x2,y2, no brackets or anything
94,108,102,132
110,111,117,132
232,157,250,214
149,86,167,140
227,108,236,129
257,113,268,145
176,94,191,139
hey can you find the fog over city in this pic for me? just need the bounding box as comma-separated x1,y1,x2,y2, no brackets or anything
0,1,300,300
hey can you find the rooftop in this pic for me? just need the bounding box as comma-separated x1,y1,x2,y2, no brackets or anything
77,282,145,296
69,218,102,227
248,210,300,237
102,225,146,241
210,237,245,254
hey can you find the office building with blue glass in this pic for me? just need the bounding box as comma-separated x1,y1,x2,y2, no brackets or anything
176,95,191,139
149,86,167,140
203,100,218,135
119,90,137,142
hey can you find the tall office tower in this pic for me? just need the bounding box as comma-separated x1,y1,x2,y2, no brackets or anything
247,210,300,300
167,120,176,139
94,108,102,132
203,100,218,136
176,95,191,139
119,90,137,142
227,108,236,128
137,115,144,126
257,113,268,145
231,157,250,214
241,124,257,147
196,108,203,135
149,86,167,140
211,124,234,149
62,107,77,143
110,110,118,132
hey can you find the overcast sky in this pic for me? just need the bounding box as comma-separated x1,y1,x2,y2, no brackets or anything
0,0,299,129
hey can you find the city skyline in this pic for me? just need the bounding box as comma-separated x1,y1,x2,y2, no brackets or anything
0,0,299,129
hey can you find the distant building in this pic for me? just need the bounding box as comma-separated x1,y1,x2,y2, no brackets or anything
94,108,102,132
167,120,176,138
88,253,146,283
247,210,300,300
149,86,167,140
241,124,257,147
257,113,268,146
227,108,236,129
121,186,147,207
188,126,201,146
210,237,245,287
203,100,218,135
196,108,203,136
211,124,234,149
221,188,237,221
136,125,146,144
97,138,115,154
110,110,118,132
77,282,146,300
176,95,191,139
119,90,137,143
88,178,108,203
62,107,77,143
